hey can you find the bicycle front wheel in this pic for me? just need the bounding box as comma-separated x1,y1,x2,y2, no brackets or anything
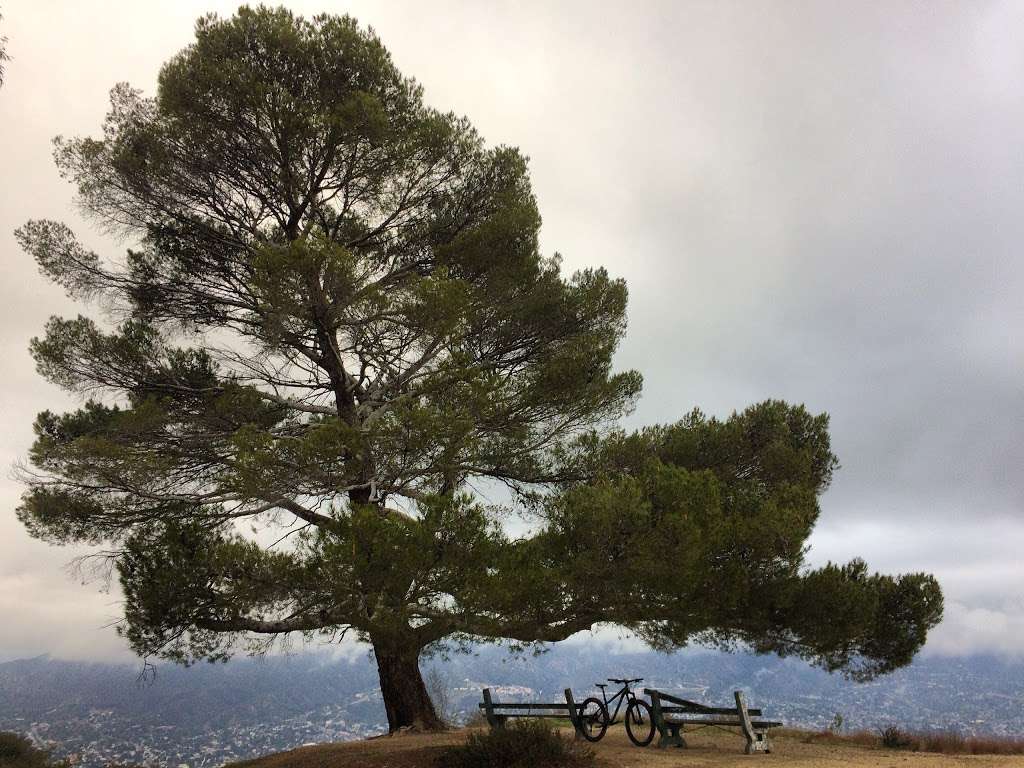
578,697,608,742
625,699,655,747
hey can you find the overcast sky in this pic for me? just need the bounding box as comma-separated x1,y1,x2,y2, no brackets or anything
0,0,1021,663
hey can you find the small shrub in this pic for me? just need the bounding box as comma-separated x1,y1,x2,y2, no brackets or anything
462,710,490,728
445,699,500,728
0,733,66,768
827,712,844,733
917,731,965,753
437,719,594,768
425,667,453,726
879,725,915,750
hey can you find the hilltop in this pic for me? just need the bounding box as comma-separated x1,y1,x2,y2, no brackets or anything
227,726,1024,768
3,650,1023,767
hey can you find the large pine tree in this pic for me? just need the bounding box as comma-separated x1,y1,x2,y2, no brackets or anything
17,7,941,731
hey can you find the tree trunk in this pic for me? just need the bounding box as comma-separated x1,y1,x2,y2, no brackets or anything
371,635,446,732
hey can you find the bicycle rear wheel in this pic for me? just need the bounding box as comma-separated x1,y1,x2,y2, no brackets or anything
625,699,655,747
579,697,608,742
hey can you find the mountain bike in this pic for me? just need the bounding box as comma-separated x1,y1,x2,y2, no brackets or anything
578,677,655,746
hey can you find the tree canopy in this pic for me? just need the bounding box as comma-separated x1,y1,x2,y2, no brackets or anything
16,6,942,732
0,8,10,88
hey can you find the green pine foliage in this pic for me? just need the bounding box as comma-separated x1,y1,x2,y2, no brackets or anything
0,8,9,88
0,733,66,768
15,5,941,729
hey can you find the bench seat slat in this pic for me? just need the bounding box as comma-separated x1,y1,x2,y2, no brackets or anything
479,687,588,740
662,711,763,720
494,713,569,718
478,702,574,710
668,717,782,728
659,706,763,716
646,687,781,754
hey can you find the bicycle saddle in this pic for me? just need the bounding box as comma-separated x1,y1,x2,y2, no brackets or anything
595,682,607,688
608,677,643,684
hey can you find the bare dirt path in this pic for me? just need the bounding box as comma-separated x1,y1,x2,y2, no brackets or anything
228,725,1024,768
588,726,1024,767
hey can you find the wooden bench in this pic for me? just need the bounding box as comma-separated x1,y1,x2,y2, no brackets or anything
479,687,587,739
644,688,782,753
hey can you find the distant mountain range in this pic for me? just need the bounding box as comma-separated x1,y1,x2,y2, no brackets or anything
1,647,1021,768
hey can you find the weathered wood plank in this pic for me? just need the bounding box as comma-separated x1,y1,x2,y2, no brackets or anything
642,687,779,754
666,717,782,728
564,688,585,740
644,688,711,711
658,706,764,716
735,690,772,754
648,689,686,749
481,688,502,729
478,688,585,733
481,702,577,709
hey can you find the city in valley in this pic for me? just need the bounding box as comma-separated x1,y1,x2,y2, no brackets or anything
3,649,1022,767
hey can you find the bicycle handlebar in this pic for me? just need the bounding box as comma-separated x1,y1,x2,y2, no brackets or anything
607,677,643,684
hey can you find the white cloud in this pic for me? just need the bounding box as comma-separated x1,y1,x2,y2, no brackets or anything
0,0,1021,662
924,601,1024,658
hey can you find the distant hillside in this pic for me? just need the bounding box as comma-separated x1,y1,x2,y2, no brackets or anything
1,648,1021,767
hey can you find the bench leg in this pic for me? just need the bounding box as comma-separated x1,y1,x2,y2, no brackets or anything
735,690,772,754
649,690,685,749
482,688,501,729
744,729,771,754
657,724,686,749
564,688,585,740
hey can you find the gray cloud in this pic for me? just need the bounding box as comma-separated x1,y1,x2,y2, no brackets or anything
0,0,1020,661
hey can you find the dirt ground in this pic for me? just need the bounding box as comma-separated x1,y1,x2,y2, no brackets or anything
228,724,1024,768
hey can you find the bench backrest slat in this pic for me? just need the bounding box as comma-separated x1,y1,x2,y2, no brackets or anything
475,688,586,740
643,688,712,711
643,688,761,716
642,686,779,754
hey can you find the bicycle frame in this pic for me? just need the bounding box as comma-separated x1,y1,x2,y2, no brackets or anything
596,682,639,724
577,678,654,746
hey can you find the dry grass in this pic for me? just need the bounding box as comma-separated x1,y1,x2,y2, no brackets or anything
782,727,881,748
891,729,1024,756
788,726,1024,756
226,724,1024,768
225,731,467,768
